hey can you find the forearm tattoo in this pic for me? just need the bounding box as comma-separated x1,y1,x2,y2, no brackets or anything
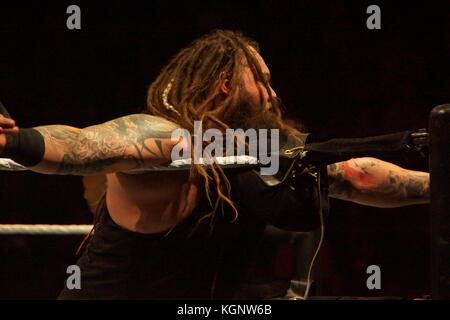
34,114,177,175
381,171,430,199
327,162,354,199
328,158,430,205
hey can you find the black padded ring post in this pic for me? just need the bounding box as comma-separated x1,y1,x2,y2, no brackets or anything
429,104,450,299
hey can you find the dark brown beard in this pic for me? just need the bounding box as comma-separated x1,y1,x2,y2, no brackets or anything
225,91,282,131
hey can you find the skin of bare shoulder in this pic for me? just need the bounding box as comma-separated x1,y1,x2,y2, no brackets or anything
105,169,203,233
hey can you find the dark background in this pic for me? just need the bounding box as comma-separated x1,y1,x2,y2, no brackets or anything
0,1,448,299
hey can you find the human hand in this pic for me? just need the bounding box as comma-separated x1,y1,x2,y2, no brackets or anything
0,114,19,133
0,114,19,154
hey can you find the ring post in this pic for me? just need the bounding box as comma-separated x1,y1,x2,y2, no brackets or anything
430,104,450,299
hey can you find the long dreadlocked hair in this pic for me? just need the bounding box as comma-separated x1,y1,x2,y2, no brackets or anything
143,30,299,229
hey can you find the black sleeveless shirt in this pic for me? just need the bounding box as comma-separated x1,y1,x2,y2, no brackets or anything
58,167,323,300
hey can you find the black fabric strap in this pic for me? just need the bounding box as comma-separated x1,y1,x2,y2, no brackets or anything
301,131,413,166
3,128,45,167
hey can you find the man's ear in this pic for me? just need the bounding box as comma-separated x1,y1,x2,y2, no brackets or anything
218,72,231,95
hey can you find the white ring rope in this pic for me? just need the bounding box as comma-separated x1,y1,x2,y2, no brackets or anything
1,156,259,235
0,224,93,235
0,156,259,173
0,156,258,236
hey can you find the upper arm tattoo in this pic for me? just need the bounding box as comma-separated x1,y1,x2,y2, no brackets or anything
327,162,354,200
35,114,178,175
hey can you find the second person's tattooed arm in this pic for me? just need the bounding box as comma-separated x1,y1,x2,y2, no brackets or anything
327,157,430,208
30,114,180,175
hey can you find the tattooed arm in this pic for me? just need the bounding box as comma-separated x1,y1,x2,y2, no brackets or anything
327,157,430,207
29,114,179,175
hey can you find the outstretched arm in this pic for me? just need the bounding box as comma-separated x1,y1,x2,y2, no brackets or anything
1,114,180,175
327,157,430,208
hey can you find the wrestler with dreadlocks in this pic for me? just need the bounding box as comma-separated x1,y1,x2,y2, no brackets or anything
0,30,430,299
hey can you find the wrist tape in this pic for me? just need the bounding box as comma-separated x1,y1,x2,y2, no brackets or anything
3,128,45,167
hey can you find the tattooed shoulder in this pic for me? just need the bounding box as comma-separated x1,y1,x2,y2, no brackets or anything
33,114,181,175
